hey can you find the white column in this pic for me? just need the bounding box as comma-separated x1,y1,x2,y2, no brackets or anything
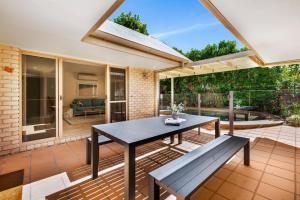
171,77,174,106
229,91,234,135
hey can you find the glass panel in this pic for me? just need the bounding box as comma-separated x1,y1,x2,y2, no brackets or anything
110,102,126,123
110,68,126,101
159,79,171,110
22,55,56,142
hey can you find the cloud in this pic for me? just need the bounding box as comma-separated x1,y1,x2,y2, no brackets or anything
151,21,221,38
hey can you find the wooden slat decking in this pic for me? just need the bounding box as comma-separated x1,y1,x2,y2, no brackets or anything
47,148,185,200
68,141,168,181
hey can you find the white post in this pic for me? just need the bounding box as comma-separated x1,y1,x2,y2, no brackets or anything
171,77,174,106
198,93,201,134
229,91,234,135
198,94,201,115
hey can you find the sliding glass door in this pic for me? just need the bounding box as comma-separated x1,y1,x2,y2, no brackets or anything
22,55,57,142
110,68,126,122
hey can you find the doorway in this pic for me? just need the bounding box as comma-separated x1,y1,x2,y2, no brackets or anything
61,61,106,137
21,53,128,143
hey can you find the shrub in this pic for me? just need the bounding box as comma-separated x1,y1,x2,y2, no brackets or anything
287,115,300,127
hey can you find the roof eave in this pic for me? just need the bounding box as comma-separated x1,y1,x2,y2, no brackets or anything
89,30,190,64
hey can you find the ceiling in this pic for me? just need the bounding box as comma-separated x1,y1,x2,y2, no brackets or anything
0,0,181,70
201,0,300,65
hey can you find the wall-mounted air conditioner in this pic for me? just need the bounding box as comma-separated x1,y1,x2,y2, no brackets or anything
77,73,97,81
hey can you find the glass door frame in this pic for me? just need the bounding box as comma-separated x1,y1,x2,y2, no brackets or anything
106,65,128,123
58,58,108,137
20,51,59,144
20,51,123,143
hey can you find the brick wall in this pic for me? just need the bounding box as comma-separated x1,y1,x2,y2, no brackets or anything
0,45,89,155
0,44,159,156
0,45,21,155
128,67,158,119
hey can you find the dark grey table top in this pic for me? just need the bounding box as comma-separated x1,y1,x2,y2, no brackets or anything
92,114,218,146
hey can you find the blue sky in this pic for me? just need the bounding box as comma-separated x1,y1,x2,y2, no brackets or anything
110,0,243,53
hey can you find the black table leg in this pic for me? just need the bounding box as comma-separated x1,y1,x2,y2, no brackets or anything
215,119,220,138
170,135,175,144
91,127,99,179
149,176,160,200
244,140,250,166
178,133,182,144
124,144,136,200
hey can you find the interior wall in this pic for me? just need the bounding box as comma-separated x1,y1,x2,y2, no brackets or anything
63,62,106,107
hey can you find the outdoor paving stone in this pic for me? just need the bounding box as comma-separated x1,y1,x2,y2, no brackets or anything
257,183,294,200
1,125,300,199
217,182,254,200
261,173,295,193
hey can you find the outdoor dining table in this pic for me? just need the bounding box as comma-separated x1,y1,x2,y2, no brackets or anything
91,114,220,200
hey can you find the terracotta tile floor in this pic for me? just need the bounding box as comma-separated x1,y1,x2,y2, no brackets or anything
0,138,123,184
0,125,300,200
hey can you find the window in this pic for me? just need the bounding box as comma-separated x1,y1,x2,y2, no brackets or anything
22,55,57,142
78,82,98,97
110,68,126,101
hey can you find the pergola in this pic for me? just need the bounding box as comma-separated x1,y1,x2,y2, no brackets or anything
157,50,261,111
158,50,259,79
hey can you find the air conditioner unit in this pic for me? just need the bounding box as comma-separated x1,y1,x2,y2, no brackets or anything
77,73,97,81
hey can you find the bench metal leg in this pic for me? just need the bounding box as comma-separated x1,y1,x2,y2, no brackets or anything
170,135,175,144
178,133,182,144
198,127,200,135
149,176,160,200
244,140,250,166
86,139,91,165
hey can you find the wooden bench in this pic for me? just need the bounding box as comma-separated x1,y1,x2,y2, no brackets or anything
149,135,250,200
86,135,113,164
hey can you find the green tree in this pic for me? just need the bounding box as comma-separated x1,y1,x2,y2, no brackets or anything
161,40,300,118
173,47,185,55
279,64,300,91
185,40,244,61
114,12,149,35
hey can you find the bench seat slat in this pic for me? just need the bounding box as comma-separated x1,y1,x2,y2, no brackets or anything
150,135,231,181
178,139,246,198
165,138,241,191
149,135,249,199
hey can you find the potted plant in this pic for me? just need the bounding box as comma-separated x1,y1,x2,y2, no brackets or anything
169,103,185,120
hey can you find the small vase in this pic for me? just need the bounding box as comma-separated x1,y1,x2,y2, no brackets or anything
172,113,179,120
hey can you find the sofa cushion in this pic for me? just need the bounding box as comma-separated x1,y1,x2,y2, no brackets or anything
93,99,105,107
78,99,92,107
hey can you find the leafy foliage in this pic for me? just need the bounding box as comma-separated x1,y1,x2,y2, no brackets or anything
173,47,185,55
114,12,149,35
185,40,243,61
172,66,286,94
287,115,300,127
161,41,300,118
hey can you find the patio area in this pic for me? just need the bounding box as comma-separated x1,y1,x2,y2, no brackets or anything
1,125,299,200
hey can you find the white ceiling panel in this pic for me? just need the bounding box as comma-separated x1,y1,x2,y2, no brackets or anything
0,0,180,69
208,0,300,64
